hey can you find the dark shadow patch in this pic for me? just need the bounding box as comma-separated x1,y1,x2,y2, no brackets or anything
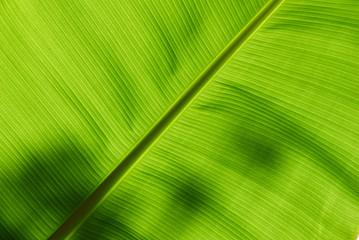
0,222,17,240
1,133,107,239
240,135,281,170
198,81,359,199
172,178,209,213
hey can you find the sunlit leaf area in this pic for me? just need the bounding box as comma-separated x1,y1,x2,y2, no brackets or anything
1,0,359,239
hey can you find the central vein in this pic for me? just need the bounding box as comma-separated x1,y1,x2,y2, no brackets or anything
49,0,285,238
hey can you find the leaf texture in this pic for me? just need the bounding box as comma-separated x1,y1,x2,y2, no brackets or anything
1,0,359,239
1,0,270,239
73,0,359,239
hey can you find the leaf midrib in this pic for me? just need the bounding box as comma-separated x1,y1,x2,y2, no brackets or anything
49,0,285,238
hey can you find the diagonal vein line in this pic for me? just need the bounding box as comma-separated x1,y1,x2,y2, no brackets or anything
49,0,285,238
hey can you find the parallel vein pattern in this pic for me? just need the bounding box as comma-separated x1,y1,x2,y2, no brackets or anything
1,0,270,239
72,0,359,239
49,0,283,238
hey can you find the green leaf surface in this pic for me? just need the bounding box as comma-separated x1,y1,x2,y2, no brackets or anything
1,0,359,239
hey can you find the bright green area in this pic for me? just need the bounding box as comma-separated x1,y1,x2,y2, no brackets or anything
74,0,359,239
0,0,269,239
1,0,359,239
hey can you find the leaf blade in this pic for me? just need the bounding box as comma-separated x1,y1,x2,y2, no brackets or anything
0,0,274,239
48,0,284,238
71,0,359,239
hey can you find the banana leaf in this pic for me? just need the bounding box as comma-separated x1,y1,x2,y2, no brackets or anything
1,0,359,239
